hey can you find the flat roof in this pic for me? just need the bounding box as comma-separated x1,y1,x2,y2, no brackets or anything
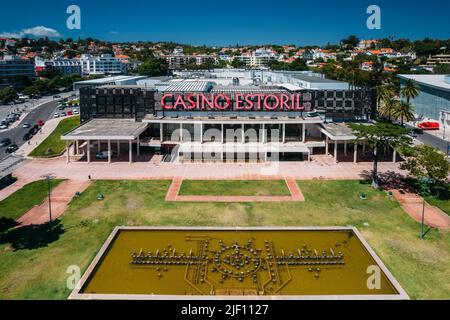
73,75,148,85
211,85,287,93
398,74,450,91
290,74,347,84
62,119,148,140
321,123,357,140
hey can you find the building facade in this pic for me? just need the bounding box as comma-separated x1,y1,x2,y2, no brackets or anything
398,74,450,121
64,71,377,164
80,54,126,76
0,55,35,88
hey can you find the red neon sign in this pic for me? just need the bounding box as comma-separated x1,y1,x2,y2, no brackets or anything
161,93,305,111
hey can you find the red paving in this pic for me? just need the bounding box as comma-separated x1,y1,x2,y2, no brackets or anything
17,180,91,226
166,178,305,202
391,190,450,229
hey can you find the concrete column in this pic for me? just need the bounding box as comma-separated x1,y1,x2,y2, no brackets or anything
200,123,203,144
107,140,111,164
221,124,224,144
75,140,79,155
129,140,133,164
310,147,314,156
241,124,245,144
117,141,120,156
344,141,347,156
262,124,266,144
160,123,163,143
180,123,183,142
302,124,306,142
325,136,329,155
308,151,311,162
137,136,140,156
87,140,91,163
354,143,358,164
334,141,338,163
66,141,70,163
282,123,286,143
393,149,397,163
97,140,101,153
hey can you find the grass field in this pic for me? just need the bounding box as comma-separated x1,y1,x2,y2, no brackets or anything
29,116,80,158
427,196,450,216
0,180,448,299
179,180,291,196
0,179,64,220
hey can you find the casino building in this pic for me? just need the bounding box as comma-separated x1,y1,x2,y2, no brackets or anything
62,70,378,164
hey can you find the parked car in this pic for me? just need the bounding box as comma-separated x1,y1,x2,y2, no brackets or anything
0,124,7,129
60,112,66,117
23,133,32,141
0,138,11,147
418,122,440,130
5,144,19,153
96,151,114,159
30,125,39,135
54,113,60,118
38,119,45,126
73,109,79,115
67,110,73,116
22,122,31,128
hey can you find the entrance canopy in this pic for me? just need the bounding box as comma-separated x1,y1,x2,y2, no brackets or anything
320,123,357,141
62,119,148,141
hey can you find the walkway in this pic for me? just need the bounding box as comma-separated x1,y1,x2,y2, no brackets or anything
392,190,450,229
165,177,305,202
16,180,91,226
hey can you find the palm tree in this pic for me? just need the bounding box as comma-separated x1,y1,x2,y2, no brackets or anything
400,79,419,104
378,97,397,121
375,85,396,109
393,101,415,126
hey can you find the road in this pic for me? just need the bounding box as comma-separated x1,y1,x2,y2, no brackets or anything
0,100,60,160
405,124,450,155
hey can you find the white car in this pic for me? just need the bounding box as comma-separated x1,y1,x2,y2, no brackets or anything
22,123,31,128
73,109,79,115
54,113,60,118
96,151,113,159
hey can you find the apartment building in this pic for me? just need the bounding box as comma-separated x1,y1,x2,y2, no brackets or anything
80,54,126,76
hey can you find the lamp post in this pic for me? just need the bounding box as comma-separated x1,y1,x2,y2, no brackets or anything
419,177,432,240
42,174,55,222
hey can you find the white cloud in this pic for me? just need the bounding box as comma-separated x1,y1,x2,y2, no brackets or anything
109,31,119,35
22,26,61,38
0,26,61,39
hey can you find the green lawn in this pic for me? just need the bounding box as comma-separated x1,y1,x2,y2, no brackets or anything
179,180,291,196
427,197,450,216
0,180,448,299
29,116,80,158
0,179,64,220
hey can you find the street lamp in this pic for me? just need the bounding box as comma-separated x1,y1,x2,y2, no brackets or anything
418,176,433,239
41,174,55,222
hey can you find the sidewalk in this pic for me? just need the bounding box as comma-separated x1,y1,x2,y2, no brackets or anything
15,116,70,158
392,189,450,229
16,180,91,226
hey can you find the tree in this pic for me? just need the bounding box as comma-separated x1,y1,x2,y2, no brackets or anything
393,101,415,126
434,63,450,74
375,84,396,110
349,121,411,188
231,59,246,68
340,35,360,49
400,145,449,183
378,97,397,121
0,87,18,104
138,57,169,77
400,79,419,104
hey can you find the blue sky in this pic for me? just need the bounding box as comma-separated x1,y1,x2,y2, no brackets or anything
0,0,449,46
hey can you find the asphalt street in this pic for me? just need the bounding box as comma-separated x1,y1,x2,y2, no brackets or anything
0,100,61,160
405,124,450,155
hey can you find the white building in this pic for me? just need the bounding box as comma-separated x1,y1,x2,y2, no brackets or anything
35,57,82,76
80,54,126,76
